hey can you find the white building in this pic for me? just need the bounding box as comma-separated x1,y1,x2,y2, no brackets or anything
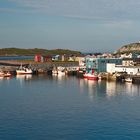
107,63,116,74
107,63,140,75
115,66,140,75
78,57,86,66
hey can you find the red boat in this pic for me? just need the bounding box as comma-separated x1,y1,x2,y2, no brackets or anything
83,73,98,80
83,69,98,80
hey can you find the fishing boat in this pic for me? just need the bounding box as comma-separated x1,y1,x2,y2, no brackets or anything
4,72,12,77
0,71,12,77
77,66,86,77
52,66,66,76
83,72,89,78
16,64,32,75
125,77,132,82
0,71,4,77
83,69,98,80
83,73,98,80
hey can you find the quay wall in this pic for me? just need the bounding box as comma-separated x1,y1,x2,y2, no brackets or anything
0,60,79,74
30,62,79,70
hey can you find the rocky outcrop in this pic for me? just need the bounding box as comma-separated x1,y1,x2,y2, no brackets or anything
117,42,140,54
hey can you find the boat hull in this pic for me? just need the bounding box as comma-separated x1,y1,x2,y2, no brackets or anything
16,70,32,75
87,76,98,80
0,72,12,77
16,64,33,75
125,78,132,82
83,73,89,78
4,73,12,77
83,73,98,80
52,70,65,76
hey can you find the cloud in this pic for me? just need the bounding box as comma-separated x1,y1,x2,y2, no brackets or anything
7,0,140,21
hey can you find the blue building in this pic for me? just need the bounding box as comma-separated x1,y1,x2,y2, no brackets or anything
85,57,122,72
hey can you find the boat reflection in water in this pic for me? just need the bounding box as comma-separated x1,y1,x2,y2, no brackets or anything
78,78,86,94
16,74,32,80
125,82,140,99
0,76,4,80
84,78,99,100
16,74,32,86
81,79,140,100
106,81,140,100
106,81,117,98
52,72,67,81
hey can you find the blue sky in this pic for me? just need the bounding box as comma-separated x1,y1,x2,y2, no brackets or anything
0,0,140,52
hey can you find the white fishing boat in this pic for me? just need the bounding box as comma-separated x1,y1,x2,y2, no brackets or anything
0,71,12,77
125,77,132,82
16,64,32,75
52,66,66,76
3,72,12,77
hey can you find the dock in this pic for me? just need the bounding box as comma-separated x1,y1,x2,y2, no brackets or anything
0,60,79,75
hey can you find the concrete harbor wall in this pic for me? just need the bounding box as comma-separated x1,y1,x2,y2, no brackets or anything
0,60,79,74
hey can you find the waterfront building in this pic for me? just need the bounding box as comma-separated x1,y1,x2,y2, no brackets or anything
75,56,86,66
106,63,116,74
107,63,140,75
34,55,52,62
34,55,42,62
85,57,122,72
115,66,140,75
52,55,60,61
68,55,76,61
45,55,52,62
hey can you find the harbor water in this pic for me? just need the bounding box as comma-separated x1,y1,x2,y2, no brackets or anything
0,75,140,140
0,56,34,61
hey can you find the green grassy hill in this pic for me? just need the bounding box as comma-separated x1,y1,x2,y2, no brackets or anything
0,48,81,56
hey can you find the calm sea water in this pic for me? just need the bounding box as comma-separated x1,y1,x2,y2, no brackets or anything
0,75,140,140
0,56,33,60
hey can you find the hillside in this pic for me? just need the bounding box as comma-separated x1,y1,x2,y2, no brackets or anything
0,48,81,56
116,42,140,54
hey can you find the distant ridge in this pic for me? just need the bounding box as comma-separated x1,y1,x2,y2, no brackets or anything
0,48,81,56
116,42,140,54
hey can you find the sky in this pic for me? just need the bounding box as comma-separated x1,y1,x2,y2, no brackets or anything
0,0,140,53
